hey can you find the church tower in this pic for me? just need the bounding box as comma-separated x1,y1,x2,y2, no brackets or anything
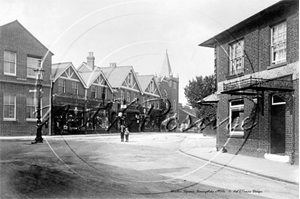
156,50,179,116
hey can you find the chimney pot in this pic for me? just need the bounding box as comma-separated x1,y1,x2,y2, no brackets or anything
110,63,116,67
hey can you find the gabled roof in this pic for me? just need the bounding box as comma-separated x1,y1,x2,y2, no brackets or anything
0,20,54,56
137,74,162,97
77,63,114,92
51,62,86,87
77,62,92,72
100,65,143,93
179,108,197,118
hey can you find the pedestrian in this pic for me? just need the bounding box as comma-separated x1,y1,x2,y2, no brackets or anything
125,127,130,142
120,124,125,142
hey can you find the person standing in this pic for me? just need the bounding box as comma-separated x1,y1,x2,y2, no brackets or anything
120,124,125,142
125,127,130,142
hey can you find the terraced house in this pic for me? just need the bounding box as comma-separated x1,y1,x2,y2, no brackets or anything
51,62,87,134
199,0,299,164
0,20,53,136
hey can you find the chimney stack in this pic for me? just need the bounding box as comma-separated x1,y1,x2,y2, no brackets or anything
87,52,95,70
109,63,117,67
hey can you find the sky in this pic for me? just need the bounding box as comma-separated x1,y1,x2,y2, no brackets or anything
1,0,280,105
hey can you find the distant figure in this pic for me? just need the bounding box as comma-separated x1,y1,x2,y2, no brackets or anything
125,128,130,142
120,125,125,142
180,123,185,132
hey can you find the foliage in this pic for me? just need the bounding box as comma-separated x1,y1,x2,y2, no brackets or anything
184,75,216,121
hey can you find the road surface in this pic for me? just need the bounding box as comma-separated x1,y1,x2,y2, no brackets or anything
0,133,298,198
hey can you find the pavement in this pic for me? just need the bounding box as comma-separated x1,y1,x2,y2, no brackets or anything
178,134,299,185
0,133,299,185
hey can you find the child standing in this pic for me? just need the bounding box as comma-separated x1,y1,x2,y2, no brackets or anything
125,128,130,142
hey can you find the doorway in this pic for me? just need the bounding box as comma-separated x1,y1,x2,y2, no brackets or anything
270,95,286,154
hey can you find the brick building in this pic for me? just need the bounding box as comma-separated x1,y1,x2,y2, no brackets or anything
51,62,87,134
137,74,162,131
0,20,53,136
100,62,144,132
199,0,299,164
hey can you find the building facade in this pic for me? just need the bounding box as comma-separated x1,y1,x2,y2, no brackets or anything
0,20,53,136
199,0,299,164
137,74,162,132
54,52,164,134
51,62,87,135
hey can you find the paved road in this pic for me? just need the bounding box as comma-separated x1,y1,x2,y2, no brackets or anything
0,133,298,198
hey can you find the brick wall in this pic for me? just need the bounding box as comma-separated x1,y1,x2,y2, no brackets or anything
215,3,298,160
293,79,299,164
0,83,50,136
0,21,52,136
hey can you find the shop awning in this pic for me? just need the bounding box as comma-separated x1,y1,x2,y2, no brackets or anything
222,77,294,95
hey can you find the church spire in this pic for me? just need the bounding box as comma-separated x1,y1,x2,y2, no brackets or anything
160,50,173,78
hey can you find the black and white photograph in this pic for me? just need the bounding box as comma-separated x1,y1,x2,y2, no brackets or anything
0,0,299,198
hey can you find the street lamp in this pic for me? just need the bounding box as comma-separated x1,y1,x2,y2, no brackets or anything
32,60,45,144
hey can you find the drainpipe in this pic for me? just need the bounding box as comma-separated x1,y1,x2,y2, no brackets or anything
291,92,295,165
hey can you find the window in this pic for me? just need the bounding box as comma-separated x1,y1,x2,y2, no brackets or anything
27,56,41,78
121,90,124,100
169,81,172,87
229,40,244,75
72,82,78,95
229,99,244,137
101,87,107,100
134,93,137,101
272,95,286,105
149,81,154,92
4,51,16,75
26,96,36,120
173,82,176,90
271,22,286,64
91,86,96,98
3,94,16,120
127,91,130,103
128,73,132,86
58,79,66,93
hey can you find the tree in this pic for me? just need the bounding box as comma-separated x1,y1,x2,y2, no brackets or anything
184,75,216,121
184,75,215,107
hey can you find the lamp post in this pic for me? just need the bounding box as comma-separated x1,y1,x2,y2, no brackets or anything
32,60,45,144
